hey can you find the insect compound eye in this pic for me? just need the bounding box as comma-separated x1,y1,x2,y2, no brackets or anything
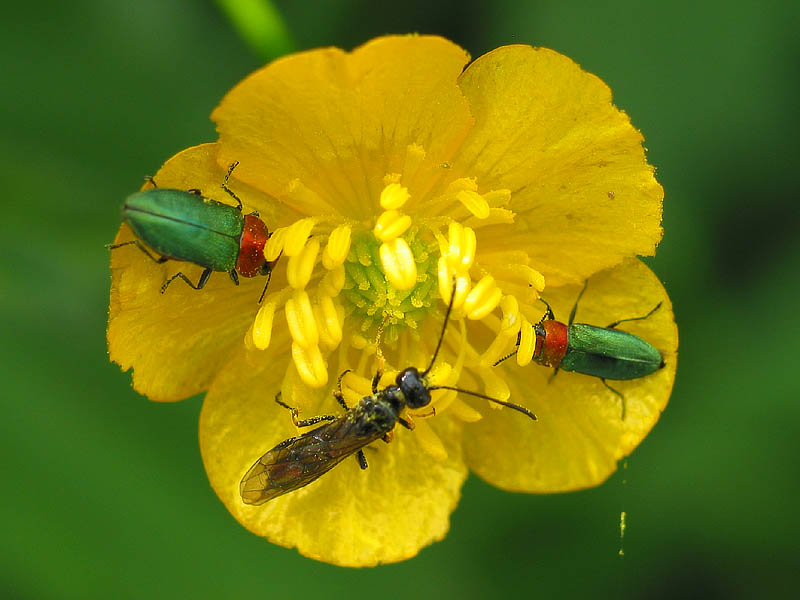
396,367,430,409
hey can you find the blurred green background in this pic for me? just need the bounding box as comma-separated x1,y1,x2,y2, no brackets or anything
2,0,798,597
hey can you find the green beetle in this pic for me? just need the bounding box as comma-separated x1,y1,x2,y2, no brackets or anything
109,162,277,300
499,282,665,418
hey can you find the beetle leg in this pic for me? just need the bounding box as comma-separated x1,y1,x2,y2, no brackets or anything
568,280,589,326
107,240,168,264
547,366,560,383
161,267,212,293
606,302,662,329
144,175,158,188
601,379,626,420
222,161,243,210
356,450,368,469
228,269,240,285
187,188,203,196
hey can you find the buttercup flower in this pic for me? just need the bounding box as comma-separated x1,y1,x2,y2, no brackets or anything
108,35,678,566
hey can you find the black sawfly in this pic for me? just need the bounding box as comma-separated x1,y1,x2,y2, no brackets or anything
240,283,537,505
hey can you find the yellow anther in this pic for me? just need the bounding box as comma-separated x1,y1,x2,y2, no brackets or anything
380,183,411,210
343,371,373,397
447,399,483,422
483,188,511,207
437,256,470,310
322,225,352,269
292,342,328,388
446,177,478,194
499,295,521,333
285,289,318,349
286,237,320,289
284,178,332,214
446,222,476,271
283,218,317,257
264,227,287,262
250,300,277,351
379,238,417,290
350,334,368,350
457,189,490,219
373,210,412,242
464,276,503,320
516,318,536,366
319,264,345,296
478,366,511,404
413,418,447,461
314,294,343,349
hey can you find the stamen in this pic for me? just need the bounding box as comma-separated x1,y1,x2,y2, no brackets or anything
517,317,535,366
379,238,417,290
313,294,343,349
292,342,328,388
250,298,277,350
283,218,317,257
373,210,412,242
477,366,511,404
322,225,352,269
447,399,483,422
412,418,447,460
437,257,470,310
446,222,476,271
464,275,503,320
319,264,345,296
286,238,320,289
285,289,319,349
264,227,287,262
457,189,490,219
380,183,411,210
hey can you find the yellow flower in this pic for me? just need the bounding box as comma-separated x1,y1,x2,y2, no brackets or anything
108,35,677,566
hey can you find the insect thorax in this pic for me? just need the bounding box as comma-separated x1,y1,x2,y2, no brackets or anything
353,395,399,436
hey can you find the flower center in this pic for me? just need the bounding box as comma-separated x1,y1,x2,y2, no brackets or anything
341,229,438,344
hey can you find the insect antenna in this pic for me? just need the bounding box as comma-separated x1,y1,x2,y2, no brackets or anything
426,385,537,421
421,280,458,378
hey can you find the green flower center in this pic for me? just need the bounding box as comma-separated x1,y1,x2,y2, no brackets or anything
342,228,438,343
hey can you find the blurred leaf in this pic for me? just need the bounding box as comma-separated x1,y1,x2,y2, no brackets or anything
216,0,294,61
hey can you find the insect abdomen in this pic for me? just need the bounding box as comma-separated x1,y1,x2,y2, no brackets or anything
122,189,244,271
560,323,664,380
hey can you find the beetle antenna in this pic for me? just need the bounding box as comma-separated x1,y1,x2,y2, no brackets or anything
427,385,537,421
422,280,457,377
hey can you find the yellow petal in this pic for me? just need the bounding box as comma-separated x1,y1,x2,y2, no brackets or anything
455,46,663,285
464,259,678,491
213,35,474,218
199,350,467,566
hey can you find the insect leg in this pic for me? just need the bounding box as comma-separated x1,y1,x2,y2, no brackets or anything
144,175,158,188
228,269,240,285
601,379,626,420
107,240,168,264
356,450,368,469
222,161,243,210
606,302,663,329
161,267,213,293
568,280,589,326
333,369,352,410
274,393,337,428
548,366,561,383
